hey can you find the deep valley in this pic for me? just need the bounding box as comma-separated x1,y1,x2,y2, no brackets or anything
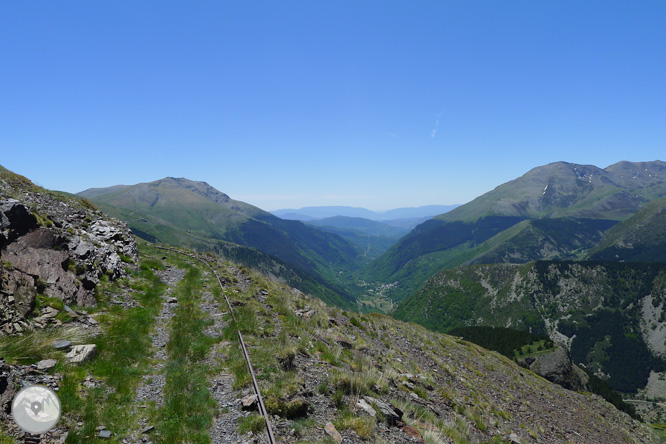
3,160,666,443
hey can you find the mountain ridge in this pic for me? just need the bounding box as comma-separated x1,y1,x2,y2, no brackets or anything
78,177,360,307
438,160,666,222
365,160,666,302
272,204,459,221
3,164,661,442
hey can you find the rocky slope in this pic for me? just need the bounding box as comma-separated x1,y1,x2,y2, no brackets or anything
0,166,137,334
0,168,661,442
394,260,666,393
2,243,661,443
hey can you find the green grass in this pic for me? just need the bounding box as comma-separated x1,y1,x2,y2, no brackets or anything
0,326,86,365
333,409,376,440
238,414,266,434
0,429,19,444
60,257,165,443
158,265,217,444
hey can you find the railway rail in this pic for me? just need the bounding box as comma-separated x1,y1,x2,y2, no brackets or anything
155,246,277,444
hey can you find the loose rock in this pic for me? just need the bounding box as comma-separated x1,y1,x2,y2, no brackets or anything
65,344,97,364
324,422,342,443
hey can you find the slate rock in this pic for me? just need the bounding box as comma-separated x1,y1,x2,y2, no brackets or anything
36,359,57,370
324,422,342,443
242,394,258,411
356,398,376,417
52,339,72,350
65,344,97,364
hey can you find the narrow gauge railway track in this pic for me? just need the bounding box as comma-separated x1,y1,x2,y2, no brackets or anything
155,246,277,444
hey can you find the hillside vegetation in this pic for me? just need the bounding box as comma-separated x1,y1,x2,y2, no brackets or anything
2,242,661,443
78,178,360,307
3,164,666,442
587,197,666,262
394,260,666,393
364,161,666,304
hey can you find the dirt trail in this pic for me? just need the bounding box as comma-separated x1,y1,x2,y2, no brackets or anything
130,257,265,443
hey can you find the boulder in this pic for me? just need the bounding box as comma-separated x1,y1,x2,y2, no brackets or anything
335,336,353,349
36,359,58,370
0,201,37,237
401,424,425,443
518,346,589,392
356,398,376,417
65,344,97,364
324,422,342,443
363,396,402,426
242,394,258,411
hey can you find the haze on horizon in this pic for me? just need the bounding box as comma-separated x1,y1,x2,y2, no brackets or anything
1,2,665,211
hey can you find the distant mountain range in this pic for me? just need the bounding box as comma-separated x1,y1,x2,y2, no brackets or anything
304,216,411,260
366,160,666,302
272,204,459,222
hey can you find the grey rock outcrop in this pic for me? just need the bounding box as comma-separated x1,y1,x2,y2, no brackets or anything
1,169,138,335
518,346,590,392
65,344,98,364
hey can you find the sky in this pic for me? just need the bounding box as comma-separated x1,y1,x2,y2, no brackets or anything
1,1,665,211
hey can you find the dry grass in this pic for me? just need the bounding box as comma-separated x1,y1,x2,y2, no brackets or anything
0,326,86,364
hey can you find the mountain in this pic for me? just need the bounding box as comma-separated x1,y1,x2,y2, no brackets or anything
78,178,359,307
586,197,666,263
272,204,458,221
466,217,618,264
4,167,660,443
394,260,666,394
365,216,527,302
438,160,666,222
306,216,409,238
304,216,411,260
366,160,666,302
273,206,379,220
377,204,460,220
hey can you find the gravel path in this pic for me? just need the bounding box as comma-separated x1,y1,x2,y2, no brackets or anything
122,258,271,444
199,268,268,444
128,265,185,443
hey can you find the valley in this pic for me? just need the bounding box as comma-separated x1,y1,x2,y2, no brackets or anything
3,160,666,442
72,161,666,399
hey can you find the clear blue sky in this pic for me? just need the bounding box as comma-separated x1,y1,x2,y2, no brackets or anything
2,1,665,211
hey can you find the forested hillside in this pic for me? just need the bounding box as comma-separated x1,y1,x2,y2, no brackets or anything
394,260,666,393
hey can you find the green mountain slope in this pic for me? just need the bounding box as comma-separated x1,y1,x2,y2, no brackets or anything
394,260,666,393
364,160,666,303
439,160,666,222
586,197,666,262
364,216,526,301
78,178,359,306
306,216,409,238
468,217,618,264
